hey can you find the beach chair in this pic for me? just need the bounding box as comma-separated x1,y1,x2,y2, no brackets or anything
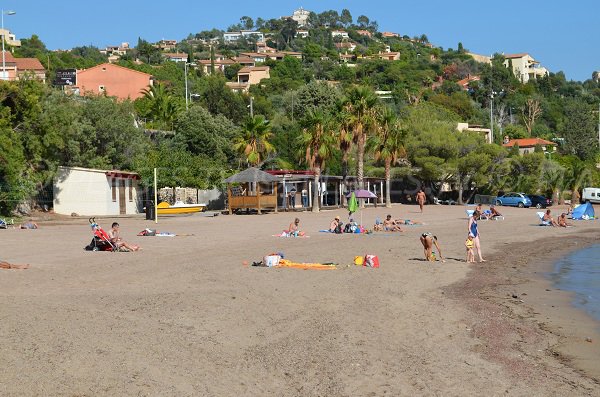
537,212,551,226
0,218,14,229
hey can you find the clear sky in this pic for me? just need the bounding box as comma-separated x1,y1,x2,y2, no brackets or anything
4,0,598,81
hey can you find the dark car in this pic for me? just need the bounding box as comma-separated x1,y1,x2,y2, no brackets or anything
526,195,553,209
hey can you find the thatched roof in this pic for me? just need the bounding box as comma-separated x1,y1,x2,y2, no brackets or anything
223,167,279,184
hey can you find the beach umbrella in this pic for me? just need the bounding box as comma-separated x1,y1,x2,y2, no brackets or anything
346,189,377,199
346,190,377,227
348,192,358,215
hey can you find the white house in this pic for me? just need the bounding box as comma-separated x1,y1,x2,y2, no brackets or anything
331,30,349,39
503,53,548,83
53,166,141,216
290,7,311,27
223,31,264,43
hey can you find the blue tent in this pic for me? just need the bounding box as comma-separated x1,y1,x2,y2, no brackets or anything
572,202,595,220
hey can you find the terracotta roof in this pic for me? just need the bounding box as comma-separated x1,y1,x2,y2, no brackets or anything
1,51,17,64
457,75,480,87
504,53,529,59
14,57,45,71
78,63,153,78
239,66,269,73
502,138,556,148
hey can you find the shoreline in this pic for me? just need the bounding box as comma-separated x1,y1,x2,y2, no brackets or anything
447,230,600,383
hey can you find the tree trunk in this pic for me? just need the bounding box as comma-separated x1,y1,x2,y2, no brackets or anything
341,158,348,207
572,189,580,205
385,159,392,208
552,188,560,205
312,167,321,212
457,173,464,205
357,134,365,190
357,134,365,208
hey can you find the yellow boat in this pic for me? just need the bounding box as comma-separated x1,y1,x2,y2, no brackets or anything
157,201,205,215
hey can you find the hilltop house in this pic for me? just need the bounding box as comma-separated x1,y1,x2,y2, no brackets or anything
457,123,492,144
223,31,264,43
502,137,557,155
73,63,153,100
226,66,270,93
0,28,21,47
163,53,188,62
0,51,46,82
503,53,548,83
290,7,311,27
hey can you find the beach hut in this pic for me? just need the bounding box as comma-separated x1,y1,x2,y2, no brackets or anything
224,167,279,214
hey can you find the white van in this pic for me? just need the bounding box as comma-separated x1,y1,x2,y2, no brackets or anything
582,188,600,204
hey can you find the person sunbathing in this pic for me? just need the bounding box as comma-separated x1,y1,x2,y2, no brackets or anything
489,205,503,219
558,213,571,228
20,219,39,229
0,261,29,269
108,222,141,251
383,215,403,232
395,218,423,225
329,216,342,233
287,218,304,237
542,209,558,227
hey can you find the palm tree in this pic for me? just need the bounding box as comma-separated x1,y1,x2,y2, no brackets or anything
343,86,378,192
233,115,274,167
333,99,353,205
371,107,406,208
298,110,336,212
140,82,181,130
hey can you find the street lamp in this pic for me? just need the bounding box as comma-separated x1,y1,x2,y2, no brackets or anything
184,62,196,110
1,10,16,81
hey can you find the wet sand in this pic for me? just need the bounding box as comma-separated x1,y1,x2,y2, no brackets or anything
1,204,599,396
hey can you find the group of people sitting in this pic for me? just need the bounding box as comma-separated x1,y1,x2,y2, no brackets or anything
542,209,571,227
328,216,360,234
473,204,503,220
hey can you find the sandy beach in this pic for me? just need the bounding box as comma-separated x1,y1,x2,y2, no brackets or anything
1,204,599,396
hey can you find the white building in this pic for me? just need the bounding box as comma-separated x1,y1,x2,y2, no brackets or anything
331,30,349,39
0,28,21,47
457,123,492,144
53,166,141,216
503,53,548,83
291,7,311,27
223,31,265,43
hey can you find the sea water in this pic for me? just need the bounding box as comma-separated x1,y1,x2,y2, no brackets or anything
549,245,600,322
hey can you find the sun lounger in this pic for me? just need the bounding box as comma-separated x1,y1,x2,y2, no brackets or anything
0,218,14,229
537,212,551,226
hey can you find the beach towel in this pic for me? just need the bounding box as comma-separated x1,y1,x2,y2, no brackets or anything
276,259,337,270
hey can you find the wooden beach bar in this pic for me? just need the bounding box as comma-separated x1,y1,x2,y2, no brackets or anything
224,167,279,214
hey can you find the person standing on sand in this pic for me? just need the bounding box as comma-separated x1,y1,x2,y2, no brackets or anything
416,189,426,213
468,210,486,262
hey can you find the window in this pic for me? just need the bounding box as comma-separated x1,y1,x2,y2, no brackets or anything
111,178,116,202
128,179,133,202
99,85,105,93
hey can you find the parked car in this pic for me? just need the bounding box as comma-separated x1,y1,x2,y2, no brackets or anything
494,192,532,208
526,194,553,209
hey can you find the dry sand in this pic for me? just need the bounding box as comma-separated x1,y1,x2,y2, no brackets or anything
1,204,599,396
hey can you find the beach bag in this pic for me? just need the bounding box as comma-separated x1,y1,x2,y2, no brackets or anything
354,256,364,266
264,255,281,267
344,224,352,233
364,254,380,268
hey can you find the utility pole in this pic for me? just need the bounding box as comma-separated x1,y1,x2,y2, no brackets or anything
184,62,189,110
250,96,254,118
